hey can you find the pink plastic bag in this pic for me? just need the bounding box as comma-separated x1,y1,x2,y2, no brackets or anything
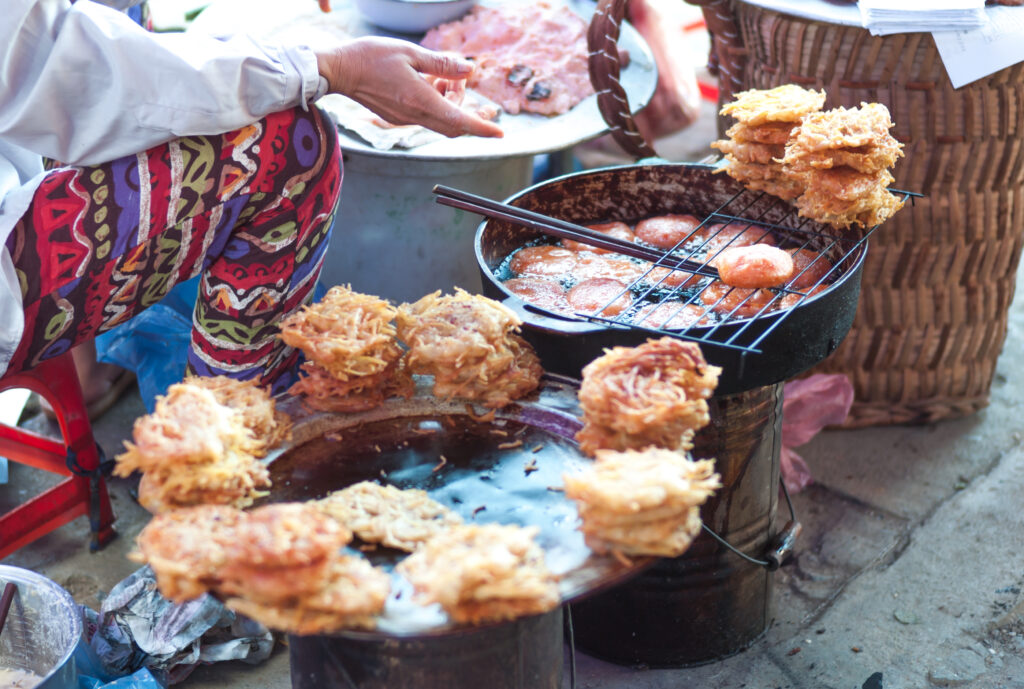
780,374,854,494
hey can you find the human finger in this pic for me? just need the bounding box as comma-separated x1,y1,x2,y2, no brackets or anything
405,45,476,79
318,0,332,12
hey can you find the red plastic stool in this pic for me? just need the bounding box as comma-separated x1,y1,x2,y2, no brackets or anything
0,352,117,559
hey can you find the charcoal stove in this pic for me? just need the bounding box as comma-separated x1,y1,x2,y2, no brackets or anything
472,161,917,666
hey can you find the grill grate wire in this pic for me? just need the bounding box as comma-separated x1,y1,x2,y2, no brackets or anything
542,186,922,363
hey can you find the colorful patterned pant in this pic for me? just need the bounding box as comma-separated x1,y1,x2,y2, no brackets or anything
5,105,342,393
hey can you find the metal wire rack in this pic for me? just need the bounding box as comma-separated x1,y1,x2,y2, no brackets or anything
569,185,922,356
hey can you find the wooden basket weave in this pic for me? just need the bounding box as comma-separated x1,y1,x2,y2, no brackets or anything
672,1,1024,426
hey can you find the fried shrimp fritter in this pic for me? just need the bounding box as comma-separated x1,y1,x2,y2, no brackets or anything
714,85,823,203
503,277,571,315
562,221,635,254
788,249,833,289
575,338,721,456
316,481,463,552
634,214,700,249
397,289,543,408
566,278,633,316
711,245,795,289
797,167,895,202
785,103,901,153
133,502,387,634
716,88,906,228
397,523,560,624
777,102,905,227
725,121,798,145
186,375,290,454
710,138,786,165
783,140,903,174
225,556,392,634
289,358,415,414
700,282,777,319
562,447,721,557
280,285,411,412
719,84,826,125
280,285,403,380
132,505,243,601
115,383,270,513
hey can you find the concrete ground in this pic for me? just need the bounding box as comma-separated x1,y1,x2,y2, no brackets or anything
4,99,1024,688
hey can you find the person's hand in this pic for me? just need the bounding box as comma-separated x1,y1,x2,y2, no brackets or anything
316,37,504,139
317,0,332,12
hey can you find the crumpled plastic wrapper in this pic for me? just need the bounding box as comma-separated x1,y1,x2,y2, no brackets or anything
781,374,855,494
78,566,274,686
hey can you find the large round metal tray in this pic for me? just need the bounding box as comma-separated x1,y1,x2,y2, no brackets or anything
261,374,650,639
189,0,657,161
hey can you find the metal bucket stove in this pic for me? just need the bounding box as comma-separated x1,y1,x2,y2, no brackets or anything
262,376,652,688
473,161,914,666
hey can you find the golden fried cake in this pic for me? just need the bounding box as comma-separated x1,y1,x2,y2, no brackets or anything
575,337,721,456
563,447,720,557
714,85,827,203
784,103,901,153
397,289,543,408
725,121,799,145
288,358,414,413
719,84,826,126
715,87,906,228
185,375,291,454
397,523,560,624
316,481,463,552
225,556,392,634
132,502,387,634
780,102,906,228
710,139,786,165
115,382,270,512
280,285,411,412
132,504,244,601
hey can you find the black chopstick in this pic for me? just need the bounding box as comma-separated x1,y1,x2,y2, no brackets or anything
432,184,720,279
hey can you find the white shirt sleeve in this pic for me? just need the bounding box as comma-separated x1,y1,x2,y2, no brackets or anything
0,0,324,166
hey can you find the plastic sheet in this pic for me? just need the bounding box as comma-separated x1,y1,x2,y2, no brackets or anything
77,567,273,686
780,374,855,493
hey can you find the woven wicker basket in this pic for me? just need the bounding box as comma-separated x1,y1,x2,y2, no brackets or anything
669,0,1024,426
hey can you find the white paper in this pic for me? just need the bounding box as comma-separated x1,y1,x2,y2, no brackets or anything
933,7,1024,89
860,0,988,36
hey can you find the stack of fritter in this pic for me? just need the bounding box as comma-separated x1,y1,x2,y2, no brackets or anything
115,381,274,513
563,448,721,557
187,374,291,453
397,523,560,624
280,285,413,412
712,84,826,201
574,337,721,456
780,103,905,228
397,289,543,409
134,503,392,635
316,481,463,552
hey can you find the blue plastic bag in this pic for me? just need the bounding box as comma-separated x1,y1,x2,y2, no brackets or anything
79,668,164,689
95,278,197,413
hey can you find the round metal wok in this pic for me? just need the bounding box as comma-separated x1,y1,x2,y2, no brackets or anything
474,162,868,395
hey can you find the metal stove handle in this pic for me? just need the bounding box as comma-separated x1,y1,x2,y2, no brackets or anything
587,0,657,160
701,476,801,571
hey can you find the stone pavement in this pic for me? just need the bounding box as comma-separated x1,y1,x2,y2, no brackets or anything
3,102,1024,688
